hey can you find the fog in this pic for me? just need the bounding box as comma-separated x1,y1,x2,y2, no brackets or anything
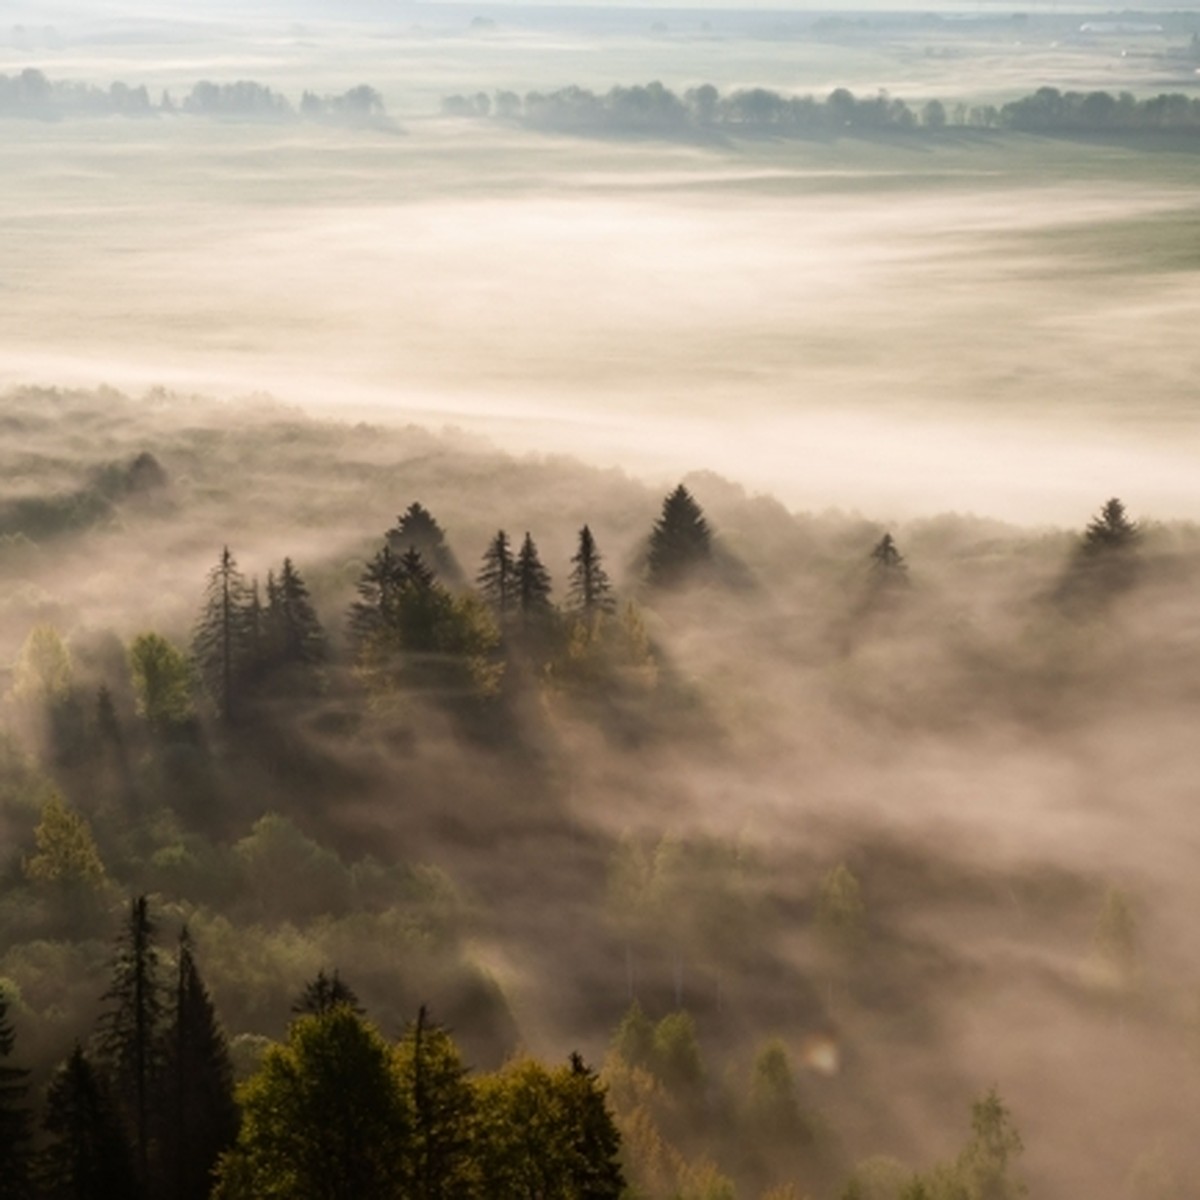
2,6,1200,1199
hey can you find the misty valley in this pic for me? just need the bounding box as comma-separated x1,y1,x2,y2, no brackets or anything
3,2,1200,1198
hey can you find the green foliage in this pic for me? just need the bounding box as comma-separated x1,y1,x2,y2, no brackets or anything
395,1007,479,1200
291,968,363,1016
612,1001,657,1073
233,814,351,922
22,792,106,890
746,1040,802,1141
128,632,195,732
214,1007,409,1200
11,625,71,703
651,1011,704,1096
475,1053,625,1200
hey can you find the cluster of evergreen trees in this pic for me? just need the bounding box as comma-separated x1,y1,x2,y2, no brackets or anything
0,899,623,1200
184,486,720,721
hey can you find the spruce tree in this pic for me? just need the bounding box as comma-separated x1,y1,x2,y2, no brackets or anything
96,896,167,1191
192,547,252,721
162,930,238,1200
267,558,326,670
347,545,405,651
514,532,553,622
870,532,905,572
0,986,32,1200
568,525,615,619
387,502,464,587
646,485,712,589
1082,497,1139,553
561,1052,625,1200
40,1045,139,1200
477,531,516,617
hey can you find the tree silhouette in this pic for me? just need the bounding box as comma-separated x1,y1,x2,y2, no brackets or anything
347,545,406,651
568,525,615,619
514,532,553,622
96,896,167,1190
213,1008,409,1200
39,1046,138,1200
265,558,326,672
193,547,252,721
477,531,516,617
387,503,464,587
1082,498,1139,553
395,1006,478,1200
646,486,712,589
870,533,906,575
0,985,32,1200
161,929,238,1200
290,969,363,1017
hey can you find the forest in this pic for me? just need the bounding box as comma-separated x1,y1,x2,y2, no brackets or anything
1,385,1198,1198
443,79,1200,139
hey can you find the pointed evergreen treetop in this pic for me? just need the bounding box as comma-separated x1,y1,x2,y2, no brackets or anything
870,533,907,573
568,525,615,617
387,502,464,586
646,485,712,589
291,968,364,1017
193,545,253,720
477,530,517,615
515,532,553,617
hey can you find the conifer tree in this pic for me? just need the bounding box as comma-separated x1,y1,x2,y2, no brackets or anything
870,532,906,574
396,1006,478,1200
193,547,252,721
40,1045,139,1200
387,502,464,587
514,532,553,621
162,930,238,1200
97,896,167,1190
290,969,363,1017
568,525,615,618
560,1052,626,1199
266,558,326,670
347,545,406,650
646,486,712,589
477,531,516,617
0,986,32,1200
1082,497,1139,553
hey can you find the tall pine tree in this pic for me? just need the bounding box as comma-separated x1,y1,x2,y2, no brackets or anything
266,558,326,673
193,547,252,721
347,545,406,652
477,531,516,617
646,486,712,589
161,929,238,1200
514,532,553,623
567,525,615,619
96,896,167,1193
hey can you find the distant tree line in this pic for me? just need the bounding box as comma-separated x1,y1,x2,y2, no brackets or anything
0,70,387,124
442,79,1200,139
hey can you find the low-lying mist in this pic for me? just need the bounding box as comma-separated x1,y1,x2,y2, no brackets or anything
1,387,1199,1197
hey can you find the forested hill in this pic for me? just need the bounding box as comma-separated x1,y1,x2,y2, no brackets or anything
1,386,1200,1197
